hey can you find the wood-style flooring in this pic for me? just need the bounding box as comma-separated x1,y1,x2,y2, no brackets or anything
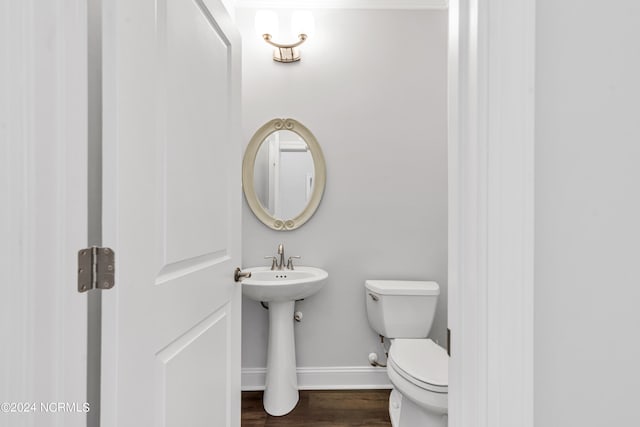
242,390,392,427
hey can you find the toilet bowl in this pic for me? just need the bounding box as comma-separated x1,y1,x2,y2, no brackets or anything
387,339,447,427
364,280,448,426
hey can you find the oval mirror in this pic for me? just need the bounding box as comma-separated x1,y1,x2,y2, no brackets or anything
242,118,326,230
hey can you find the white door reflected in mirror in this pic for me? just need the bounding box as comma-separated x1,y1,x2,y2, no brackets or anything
253,130,315,219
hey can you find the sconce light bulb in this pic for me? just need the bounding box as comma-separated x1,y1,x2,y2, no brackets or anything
291,10,315,38
255,10,279,39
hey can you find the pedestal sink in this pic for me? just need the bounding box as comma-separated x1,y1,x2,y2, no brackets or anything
242,266,328,416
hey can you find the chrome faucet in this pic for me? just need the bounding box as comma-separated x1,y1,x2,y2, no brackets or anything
264,243,301,270
277,243,285,271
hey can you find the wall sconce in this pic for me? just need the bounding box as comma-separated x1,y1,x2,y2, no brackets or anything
255,10,315,63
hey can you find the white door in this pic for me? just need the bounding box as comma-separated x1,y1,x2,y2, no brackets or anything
100,0,242,425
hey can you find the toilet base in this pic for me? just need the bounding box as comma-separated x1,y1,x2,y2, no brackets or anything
389,388,448,427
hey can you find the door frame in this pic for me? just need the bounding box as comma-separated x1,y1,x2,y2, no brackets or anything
0,0,88,424
448,0,535,426
1,0,535,424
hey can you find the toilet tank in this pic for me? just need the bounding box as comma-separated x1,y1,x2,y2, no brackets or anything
365,280,440,338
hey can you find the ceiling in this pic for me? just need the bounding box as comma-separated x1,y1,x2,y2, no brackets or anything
234,0,448,10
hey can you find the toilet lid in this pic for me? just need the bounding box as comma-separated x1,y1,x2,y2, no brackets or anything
389,339,448,392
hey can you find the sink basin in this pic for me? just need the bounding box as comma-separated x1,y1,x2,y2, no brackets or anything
242,266,328,302
240,265,328,416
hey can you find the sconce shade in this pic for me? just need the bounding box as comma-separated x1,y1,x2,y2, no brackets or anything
255,10,279,38
291,11,315,37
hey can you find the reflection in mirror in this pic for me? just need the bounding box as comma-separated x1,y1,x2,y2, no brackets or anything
242,118,325,231
253,130,315,220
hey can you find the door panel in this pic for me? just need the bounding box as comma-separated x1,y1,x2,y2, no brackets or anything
163,0,231,264
158,308,229,426
101,0,241,425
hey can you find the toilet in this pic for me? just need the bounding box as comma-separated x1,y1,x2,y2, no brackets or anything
365,280,448,427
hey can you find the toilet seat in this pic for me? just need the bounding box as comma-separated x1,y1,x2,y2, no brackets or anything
388,339,448,394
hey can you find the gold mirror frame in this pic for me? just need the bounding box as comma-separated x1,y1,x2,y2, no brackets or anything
242,118,326,231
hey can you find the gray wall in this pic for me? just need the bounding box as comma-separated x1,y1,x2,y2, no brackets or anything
239,9,448,372
535,1,640,425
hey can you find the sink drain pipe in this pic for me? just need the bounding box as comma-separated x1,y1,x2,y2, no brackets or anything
260,301,304,322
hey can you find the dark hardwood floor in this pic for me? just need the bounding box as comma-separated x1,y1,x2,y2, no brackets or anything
242,390,392,427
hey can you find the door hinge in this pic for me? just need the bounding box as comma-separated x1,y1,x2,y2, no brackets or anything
78,246,115,293
447,328,451,357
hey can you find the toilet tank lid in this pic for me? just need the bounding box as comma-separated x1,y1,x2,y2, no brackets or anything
365,280,439,296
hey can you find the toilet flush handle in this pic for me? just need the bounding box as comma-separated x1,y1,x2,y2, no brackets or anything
368,293,379,301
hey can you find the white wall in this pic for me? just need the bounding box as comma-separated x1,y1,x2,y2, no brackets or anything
238,8,448,385
535,1,640,425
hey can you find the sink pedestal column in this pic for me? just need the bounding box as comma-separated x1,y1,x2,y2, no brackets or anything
263,300,298,416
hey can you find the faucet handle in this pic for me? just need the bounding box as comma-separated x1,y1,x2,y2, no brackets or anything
286,256,301,270
264,256,277,270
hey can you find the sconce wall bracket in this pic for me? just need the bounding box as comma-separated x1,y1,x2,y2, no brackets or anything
262,34,307,63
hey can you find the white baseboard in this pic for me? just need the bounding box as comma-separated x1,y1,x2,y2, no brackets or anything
242,366,392,391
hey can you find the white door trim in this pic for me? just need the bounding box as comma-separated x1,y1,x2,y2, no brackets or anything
0,0,88,423
448,1,535,426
